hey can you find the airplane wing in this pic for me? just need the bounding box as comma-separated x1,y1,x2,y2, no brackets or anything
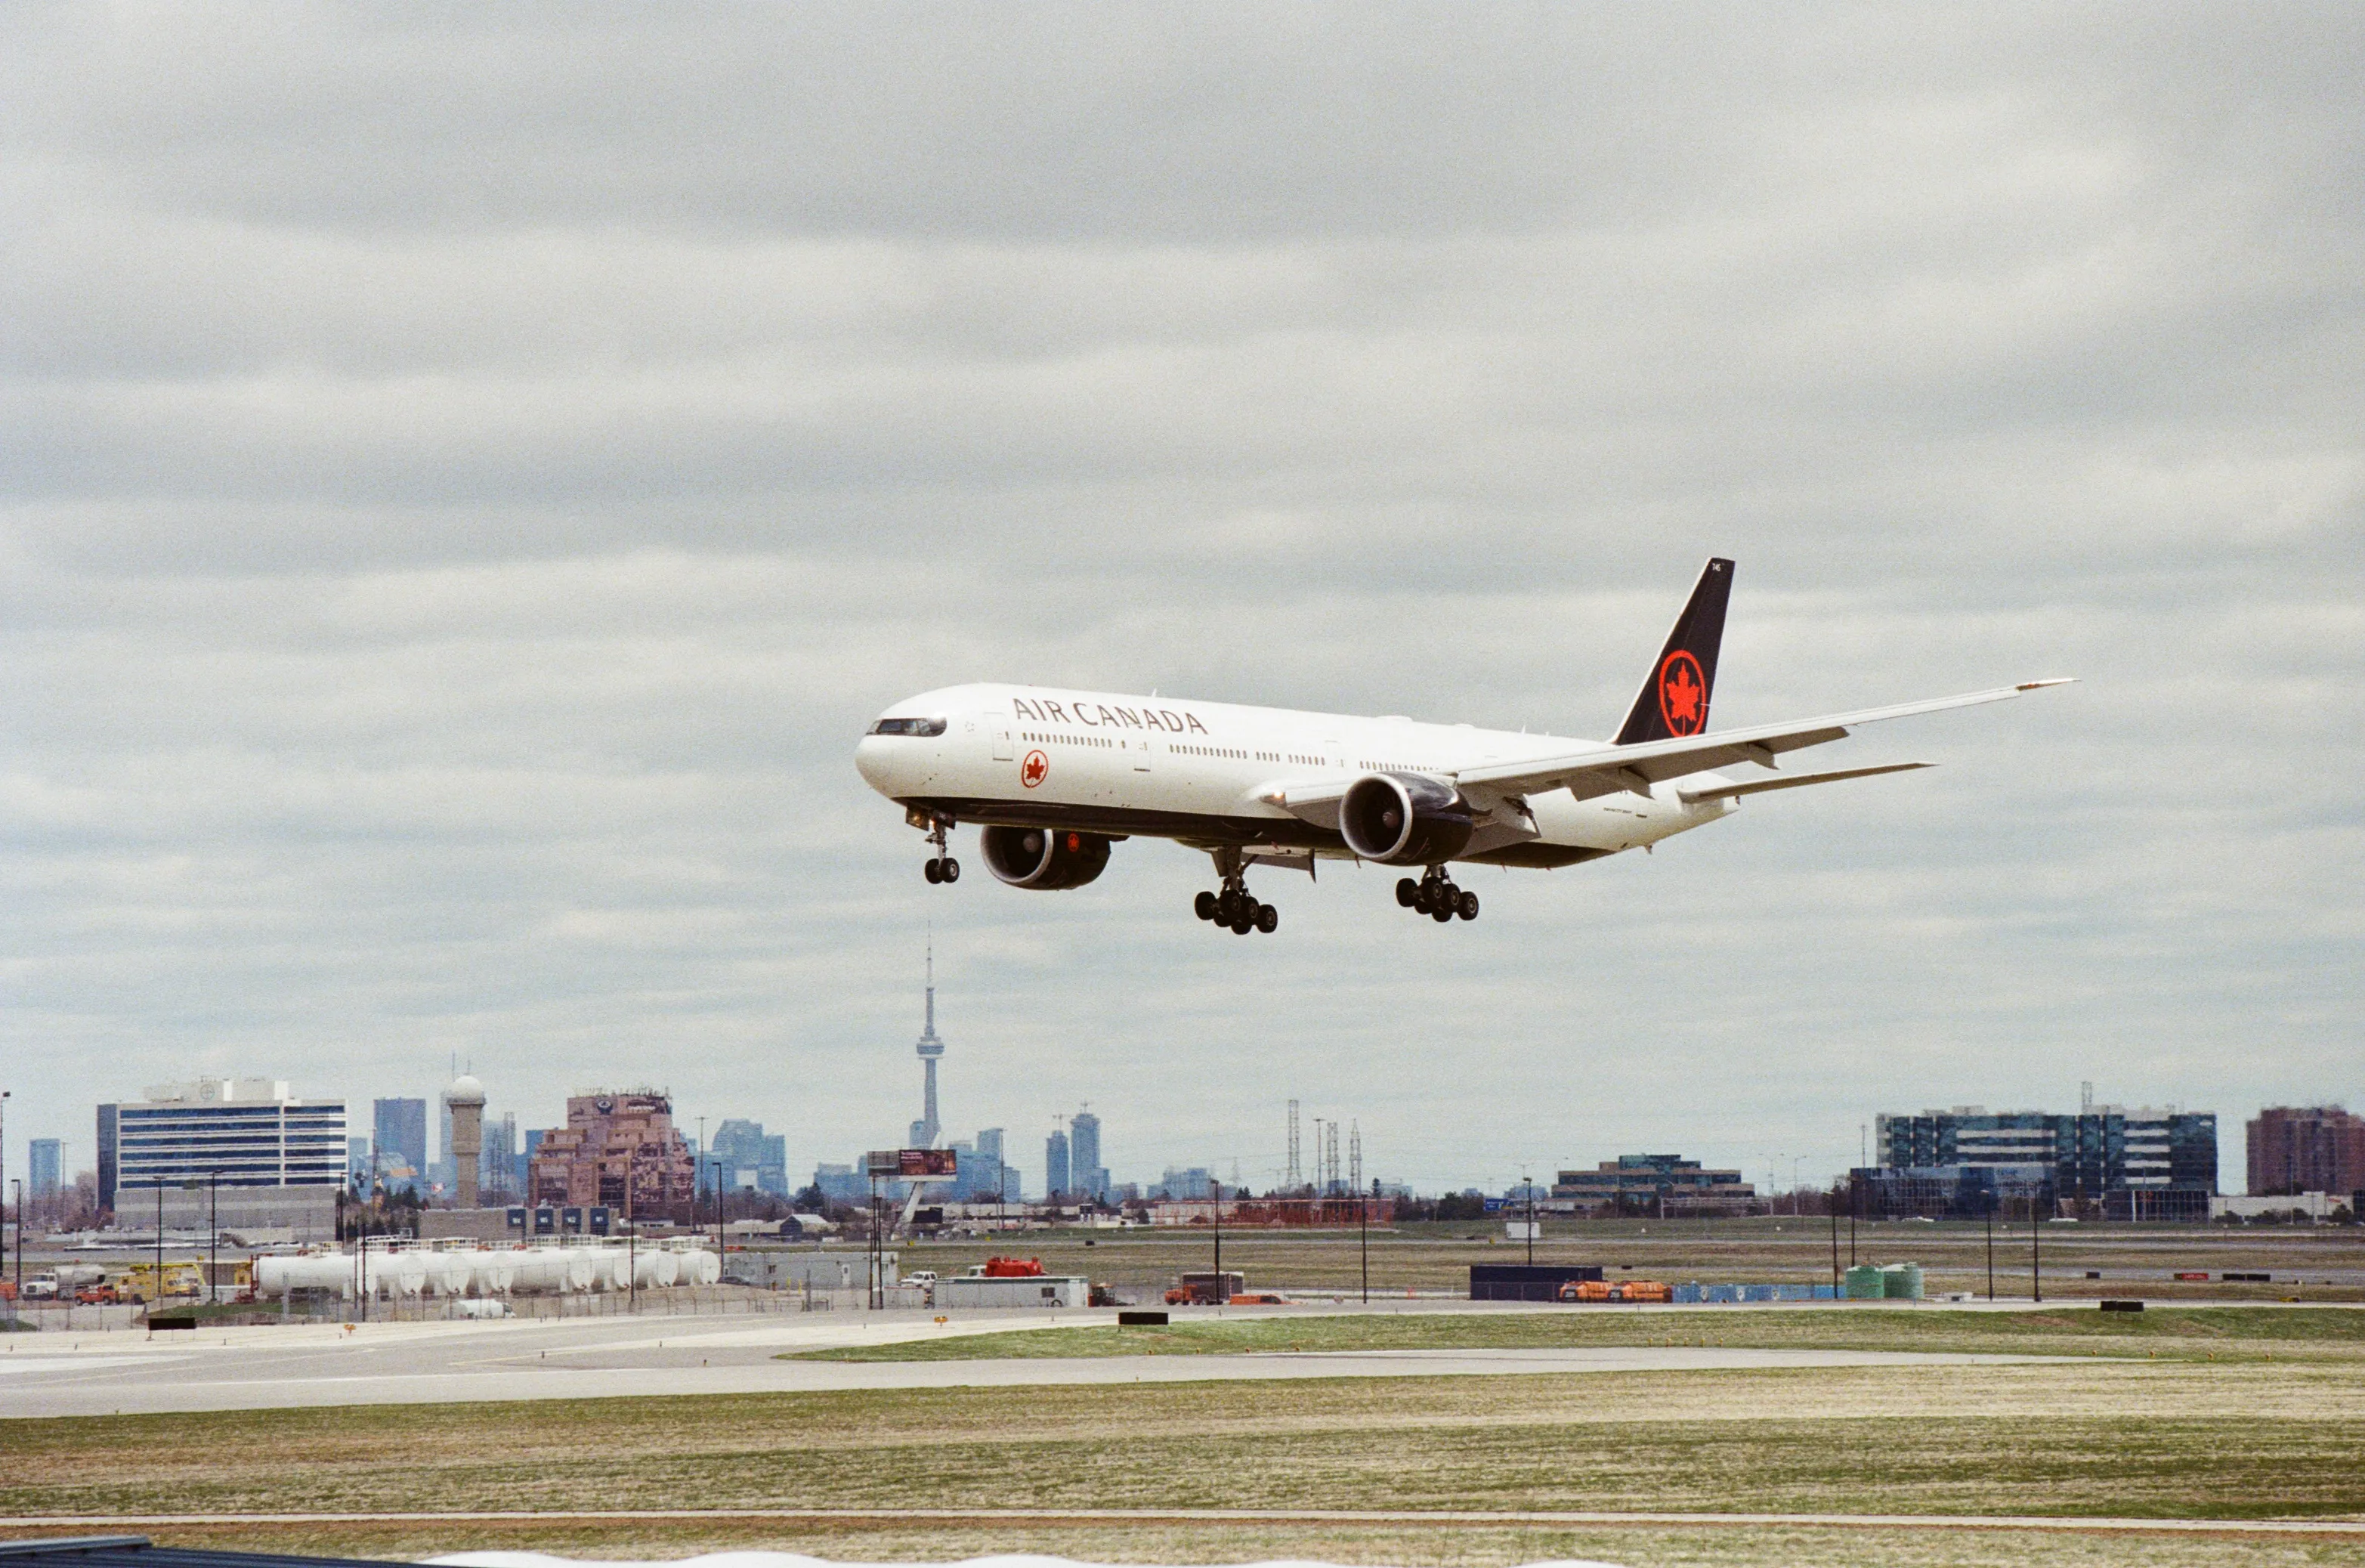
1454,680,2072,802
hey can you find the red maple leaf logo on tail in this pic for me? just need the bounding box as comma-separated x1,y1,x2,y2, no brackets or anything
1659,651,1707,735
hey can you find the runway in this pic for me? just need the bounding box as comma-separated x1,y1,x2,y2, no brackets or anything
0,1309,2077,1418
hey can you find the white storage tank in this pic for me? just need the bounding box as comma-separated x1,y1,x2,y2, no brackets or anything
255,1253,353,1299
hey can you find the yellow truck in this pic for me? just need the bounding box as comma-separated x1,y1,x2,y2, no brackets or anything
119,1261,206,1304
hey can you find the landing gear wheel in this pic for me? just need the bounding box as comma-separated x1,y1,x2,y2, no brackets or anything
1255,902,1279,934
1231,912,1254,935
1217,888,1240,924
940,858,959,883
1431,902,1454,923
923,858,943,884
1396,878,1419,908
1412,884,1434,914
1195,890,1219,921
1458,889,1479,921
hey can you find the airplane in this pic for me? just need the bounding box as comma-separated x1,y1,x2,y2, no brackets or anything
855,558,2070,934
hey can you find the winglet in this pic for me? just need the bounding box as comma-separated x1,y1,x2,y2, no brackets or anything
1614,558,1734,745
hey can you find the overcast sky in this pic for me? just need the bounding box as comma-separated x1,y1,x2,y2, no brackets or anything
5,5,2359,1199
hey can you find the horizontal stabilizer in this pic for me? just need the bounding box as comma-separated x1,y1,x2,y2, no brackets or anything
1678,761,1933,804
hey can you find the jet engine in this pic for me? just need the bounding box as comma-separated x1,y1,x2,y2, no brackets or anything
979,824,1114,889
1337,772,1473,866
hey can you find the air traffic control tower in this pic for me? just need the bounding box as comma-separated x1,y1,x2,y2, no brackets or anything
909,945,944,1149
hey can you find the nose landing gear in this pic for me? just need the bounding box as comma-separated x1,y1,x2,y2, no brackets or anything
1396,871,1477,922
910,809,959,884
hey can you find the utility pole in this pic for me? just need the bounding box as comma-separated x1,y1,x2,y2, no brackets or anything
11,1180,22,1307
1985,1192,1995,1301
2032,1184,2042,1303
208,1173,219,1308
1828,1180,1840,1294
1523,1171,1535,1266
1211,1177,1222,1299
1360,1180,1369,1304
153,1181,163,1326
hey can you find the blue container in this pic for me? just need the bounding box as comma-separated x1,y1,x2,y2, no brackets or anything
1672,1282,1702,1304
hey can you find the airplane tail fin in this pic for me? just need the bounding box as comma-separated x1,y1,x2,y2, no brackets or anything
1614,558,1733,744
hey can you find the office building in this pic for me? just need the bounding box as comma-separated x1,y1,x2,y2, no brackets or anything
483,1112,518,1202
812,1161,867,1208
2248,1106,2365,1198
29,1137,63,1199
712,1118,789,1197
1874,1103,2218,1219
111,1078,345,1236
1552,1154,1756,1211
96,1103,119,1214
1070,1109,1106,1202
1158,1166,1215,1200
346,1137,372,1188
527,1090,696,1215
373,1097,428,1195
1043,1128,1071,1200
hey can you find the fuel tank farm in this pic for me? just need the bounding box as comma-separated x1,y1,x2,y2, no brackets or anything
252,1240,719,1303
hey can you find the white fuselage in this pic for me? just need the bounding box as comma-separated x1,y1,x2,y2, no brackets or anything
855,682,1733,868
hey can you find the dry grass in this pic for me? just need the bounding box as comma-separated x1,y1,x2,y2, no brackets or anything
793,1304,2365,1363
4,1360,2360,1526
10,1517,2363,1568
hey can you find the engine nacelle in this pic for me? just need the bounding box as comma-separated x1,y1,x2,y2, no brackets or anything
1337,772,1473,866
979,824,1114,889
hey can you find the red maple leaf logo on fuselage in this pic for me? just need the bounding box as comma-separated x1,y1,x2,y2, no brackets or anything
1659,651,1706,735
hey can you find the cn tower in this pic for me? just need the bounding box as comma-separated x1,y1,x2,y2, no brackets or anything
910,939,944,1148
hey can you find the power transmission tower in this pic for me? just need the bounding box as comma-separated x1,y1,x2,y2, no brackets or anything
1324,1121,1340,1197
1287,1100,1301,1191
1349,1121,1362,1195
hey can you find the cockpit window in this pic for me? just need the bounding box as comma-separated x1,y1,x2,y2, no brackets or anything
867,716,947,737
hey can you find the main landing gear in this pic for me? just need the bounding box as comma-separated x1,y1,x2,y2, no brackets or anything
1397,871,1478,923
1195,883,1278,936
911,809,960,884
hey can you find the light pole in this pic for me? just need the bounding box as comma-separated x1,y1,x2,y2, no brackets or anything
1523,1172,1535,1266
1359,1180,1369,1305
208,1172,221,1308
10,1179,21,1309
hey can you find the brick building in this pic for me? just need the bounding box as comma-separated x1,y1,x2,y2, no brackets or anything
2247,1106,2365,1197
527,1091,697,1217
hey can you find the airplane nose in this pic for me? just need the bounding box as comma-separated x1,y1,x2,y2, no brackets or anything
855,736,896,793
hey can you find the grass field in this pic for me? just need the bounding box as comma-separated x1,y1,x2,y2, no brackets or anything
790,1304,2365,1362
5,1306,2361,1568
895,1218,2365,1302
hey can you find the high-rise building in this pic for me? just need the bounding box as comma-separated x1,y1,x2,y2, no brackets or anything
1069,1109,1105,1202
112,1078,345,1234
96,1103,119,1214
373,1097,428,1195
2248,1106,2365,1197
911,945,945,1148
1044,1127,1071,1199
528,1091,696,1214
712,1118,790,1197
29,1137,62,1199
347,1137,372,1188
483,1113,518,1202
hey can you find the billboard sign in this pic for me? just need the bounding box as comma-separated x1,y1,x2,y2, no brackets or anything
867,1148,958,1177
